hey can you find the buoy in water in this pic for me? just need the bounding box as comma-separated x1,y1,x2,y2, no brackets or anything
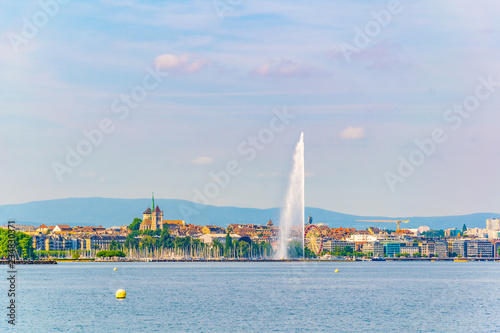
334,268,339,273
116,289,126,299
114,268,117,271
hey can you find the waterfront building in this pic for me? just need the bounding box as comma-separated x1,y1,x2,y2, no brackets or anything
323,240,356,253
45,236,72,251
383,242,401,257
400,244,420,256
451,240,468,257
421,241,435,257
362,242,384,257
434,242,448,258
32,235,47,250
466,240,494,258
494,242,500,258
81,235,127,250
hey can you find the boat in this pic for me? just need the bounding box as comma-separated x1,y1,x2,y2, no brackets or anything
371,257,386,261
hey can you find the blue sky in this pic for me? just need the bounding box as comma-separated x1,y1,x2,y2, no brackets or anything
1,0,500,217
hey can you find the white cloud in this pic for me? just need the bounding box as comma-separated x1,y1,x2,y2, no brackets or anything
340,126,365,140
154,54,211,74
191,156,214,165
251,59,323,78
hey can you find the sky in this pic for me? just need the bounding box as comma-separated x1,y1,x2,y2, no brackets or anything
1,0,500,217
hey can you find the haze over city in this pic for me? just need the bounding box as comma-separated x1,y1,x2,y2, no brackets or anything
1,0,500,217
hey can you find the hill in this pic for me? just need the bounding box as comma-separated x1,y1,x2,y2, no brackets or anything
0,197,497,230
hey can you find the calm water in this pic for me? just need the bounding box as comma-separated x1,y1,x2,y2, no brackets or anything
2,261,500,332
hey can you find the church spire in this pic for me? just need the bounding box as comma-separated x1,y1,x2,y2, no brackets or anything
152,192,155,212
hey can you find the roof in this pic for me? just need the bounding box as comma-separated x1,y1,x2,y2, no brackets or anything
38,224,48,228
267,220,274,226
143,207,151,214
155,205,161,213
141,219,153,225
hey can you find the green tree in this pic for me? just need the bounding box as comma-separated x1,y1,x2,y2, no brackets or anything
72,252,81,259
96,250,126,257
304,246,316,258
0,229,35,259
109,240,119,250
159,227,172,248
342,246,354,256
212,239,223,257
124,234,139,249
140,235,156,249
224,233,232,257
287,240,303,258
129,218,142,231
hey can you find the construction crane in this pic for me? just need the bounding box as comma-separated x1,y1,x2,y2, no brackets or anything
356,220,410,232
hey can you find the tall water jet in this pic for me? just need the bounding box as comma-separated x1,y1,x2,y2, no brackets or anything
275,132,305,259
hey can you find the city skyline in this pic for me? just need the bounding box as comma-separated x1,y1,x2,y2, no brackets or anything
2,0,500,217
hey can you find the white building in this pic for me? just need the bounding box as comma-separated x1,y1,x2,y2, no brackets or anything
467,228,488,238
486,218,500,231
198,233,240,245
417,226,430,234
346,234,378,243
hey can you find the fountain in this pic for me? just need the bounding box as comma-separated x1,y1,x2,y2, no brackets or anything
275,132,305,259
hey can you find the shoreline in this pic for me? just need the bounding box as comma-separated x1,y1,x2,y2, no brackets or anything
2,258,498,264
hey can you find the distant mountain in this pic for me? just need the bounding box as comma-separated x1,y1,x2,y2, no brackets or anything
0,197,498,230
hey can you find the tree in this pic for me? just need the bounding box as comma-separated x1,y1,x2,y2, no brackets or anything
72,252,80,260
0,230,35,259
129,218,142,231
124,234,139,249
96,250,126,257
159,227,171,248
224,233,232,257
342,246,354,256
109,240,119,250
288,240,303,258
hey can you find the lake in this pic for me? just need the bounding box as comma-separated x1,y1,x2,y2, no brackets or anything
3,261,500,332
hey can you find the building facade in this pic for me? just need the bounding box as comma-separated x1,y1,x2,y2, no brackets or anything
140,193,164,231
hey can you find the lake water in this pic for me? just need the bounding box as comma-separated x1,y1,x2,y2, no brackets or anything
2,261,500,332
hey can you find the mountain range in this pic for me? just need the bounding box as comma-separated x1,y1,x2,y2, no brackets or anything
0,197,498,231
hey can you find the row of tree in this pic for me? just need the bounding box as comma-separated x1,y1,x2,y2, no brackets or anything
0,229,34,259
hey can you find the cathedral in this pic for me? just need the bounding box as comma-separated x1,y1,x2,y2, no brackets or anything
139,193,164,231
